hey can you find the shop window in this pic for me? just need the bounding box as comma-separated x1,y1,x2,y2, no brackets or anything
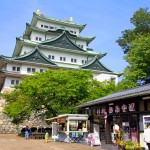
130,115,137,131
96,108,101,115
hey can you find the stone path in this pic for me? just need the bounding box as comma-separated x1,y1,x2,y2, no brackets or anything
0,134,118,150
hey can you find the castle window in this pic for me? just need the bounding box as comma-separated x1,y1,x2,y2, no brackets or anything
111,77,116,82
12,66,20,72
27,68,36,73
60,57,66,61
27,68,31,72
12,66,16,71
71,58,77,63
17,67,20,71
81,60,86,64
35,37,38,41
11,80,15,85
32,68,36,72
11,80,20,85
48,55,55,60
35,37,42,41
16,80,19,85
78,44,83,48
41,25,43,27
44,25,48,28
50,26,54,29
40,69,44,72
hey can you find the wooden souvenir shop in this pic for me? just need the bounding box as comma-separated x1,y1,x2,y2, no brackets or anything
77,84,150,148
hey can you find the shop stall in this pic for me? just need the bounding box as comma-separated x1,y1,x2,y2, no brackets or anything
46,114,89,143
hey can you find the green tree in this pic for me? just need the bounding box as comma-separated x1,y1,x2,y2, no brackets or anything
116,8,150,88
116,8,150,54
2,69,118,124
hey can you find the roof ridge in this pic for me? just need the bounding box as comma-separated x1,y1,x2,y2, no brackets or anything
33,12,86,27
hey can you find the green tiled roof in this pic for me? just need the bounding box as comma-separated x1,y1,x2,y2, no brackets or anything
41,31,86,52
13,37,99,57
2,47,57,66
23,23,95,45
31,12,86,32
80,56,113,72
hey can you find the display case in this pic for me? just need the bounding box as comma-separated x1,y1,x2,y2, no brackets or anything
46,114,89,143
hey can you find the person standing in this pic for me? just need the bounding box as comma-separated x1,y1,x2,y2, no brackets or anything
25,126,29,140
45,132,49,143
144,124,150,150
113,124,119,146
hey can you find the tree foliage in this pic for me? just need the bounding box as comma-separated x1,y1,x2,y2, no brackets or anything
116,8,150,54
116,8,150,88
2,69,118,124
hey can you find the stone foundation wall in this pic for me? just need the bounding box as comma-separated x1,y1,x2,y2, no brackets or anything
0,97,49,134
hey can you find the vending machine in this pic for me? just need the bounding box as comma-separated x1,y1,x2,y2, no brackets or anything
143,115,150,150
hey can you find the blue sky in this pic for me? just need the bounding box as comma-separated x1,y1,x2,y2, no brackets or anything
0,0,149,73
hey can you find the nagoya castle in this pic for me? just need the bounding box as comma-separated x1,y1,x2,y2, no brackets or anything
0,10,119,133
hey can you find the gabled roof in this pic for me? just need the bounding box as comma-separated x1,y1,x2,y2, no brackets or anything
31,12,86,32
80,56,112,72
77,83,150,108
13,37,98,57
41,31,86,52
1,47,57,66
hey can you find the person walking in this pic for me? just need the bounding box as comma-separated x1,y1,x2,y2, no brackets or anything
25,126,29,140
144,124,150,150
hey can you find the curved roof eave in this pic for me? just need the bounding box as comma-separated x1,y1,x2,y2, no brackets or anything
41,31,87,52
14,37,98,56
31,12,86,32
80,56,113,72
24,24,95,45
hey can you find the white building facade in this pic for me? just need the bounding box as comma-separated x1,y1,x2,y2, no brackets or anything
0,10,119,92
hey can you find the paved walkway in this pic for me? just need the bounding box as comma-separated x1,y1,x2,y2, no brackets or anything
0,134,118,150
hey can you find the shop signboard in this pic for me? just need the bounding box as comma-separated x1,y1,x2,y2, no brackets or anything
87,133,101,146
107,101,137,115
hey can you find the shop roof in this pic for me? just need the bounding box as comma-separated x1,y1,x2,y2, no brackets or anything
46,114,88,121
